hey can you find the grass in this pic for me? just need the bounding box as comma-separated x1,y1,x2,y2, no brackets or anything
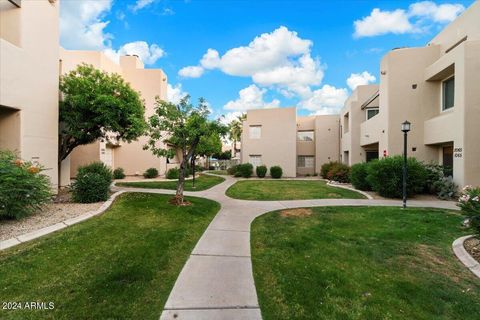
0,193,220,320
251,206,480,320
117,174,225,191
226,180,365,200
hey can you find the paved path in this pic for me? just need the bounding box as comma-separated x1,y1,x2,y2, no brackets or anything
116,175,458,320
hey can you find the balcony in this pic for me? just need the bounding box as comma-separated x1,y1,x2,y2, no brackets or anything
0,38,25,109
424,110,460,145
360,114,382,146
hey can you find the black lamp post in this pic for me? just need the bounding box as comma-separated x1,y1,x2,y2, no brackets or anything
401,120,411,209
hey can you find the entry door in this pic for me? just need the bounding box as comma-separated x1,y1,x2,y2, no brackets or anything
443,146,453,177
101,147,114,168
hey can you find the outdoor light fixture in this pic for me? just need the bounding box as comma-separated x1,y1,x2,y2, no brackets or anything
401,120,411,209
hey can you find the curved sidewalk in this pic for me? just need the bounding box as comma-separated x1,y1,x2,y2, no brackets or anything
117,175,458,320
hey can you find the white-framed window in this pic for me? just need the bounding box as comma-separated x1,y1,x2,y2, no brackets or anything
298,156,314,168
249,155,262,167
249,125,261,139
366,107,379,120
442,76,454,111
297,131,314,141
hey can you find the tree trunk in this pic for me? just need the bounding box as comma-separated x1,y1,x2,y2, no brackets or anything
233,140,237,158
191,156,196,189
175,157,186,205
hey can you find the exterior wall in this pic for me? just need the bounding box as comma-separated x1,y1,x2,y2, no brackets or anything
0,0,59,189
241,108,297,177
296,116,316,175
314,115,340,171
340,85,379,165
59,50,169,180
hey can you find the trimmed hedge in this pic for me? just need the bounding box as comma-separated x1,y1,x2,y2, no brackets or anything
351,163,371,191
237,163,253,178
366,156,427,198
320,162,336,179
113,167,125,179
256,165,268,178
143,167,159,179
227,165,238,176
270,166,283,179
326,162,350,183
73,162,112,203
166,168,179,179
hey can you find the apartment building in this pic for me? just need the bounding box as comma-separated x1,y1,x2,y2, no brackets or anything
241,108,340,177
340,84,380,165
340,1,480,187
59,49,175,185
0,0,59,189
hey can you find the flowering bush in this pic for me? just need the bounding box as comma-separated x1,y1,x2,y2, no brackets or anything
0,150,51,219
458,186,480,235
72,162,113,203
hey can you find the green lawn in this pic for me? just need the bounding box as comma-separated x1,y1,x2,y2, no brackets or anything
117,174,225,191
226,180,365,200
252,206,479,320
0,193,220,320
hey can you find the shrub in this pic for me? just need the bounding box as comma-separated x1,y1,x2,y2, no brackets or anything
320,162,336,179
351,162,371,190
227,165,238,176
434,176,458,200
424,163,444,194
113,167,125,179
143,167,159,179
366,156,427,198
236,163,253,178
72,162,112,203
166,168,179,179
458,186,480,235
0,150,52,219
270,166,283,179
256,165,267,178
326,162,351,183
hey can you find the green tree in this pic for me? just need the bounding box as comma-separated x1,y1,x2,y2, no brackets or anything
59,64,146,164
228,114,246,158
144,96,227,205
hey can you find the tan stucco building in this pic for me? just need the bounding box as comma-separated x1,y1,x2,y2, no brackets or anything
0,0,60,189
241,108,340,177
340,1,480,187
59,49,175,185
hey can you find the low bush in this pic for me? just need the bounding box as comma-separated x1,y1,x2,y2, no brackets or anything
72,162,112,203
0,150,52,219
237,163,253,178
143,167,159,179
424,164,444,194
366,156,427,198
256,165,268,178
458,186,480,235
434,176,458,200
166,168,179,179
113,167,125,179
227,165,238,176
270,166,283,179
320,162,336,179
351,162,371,190
326,162,350,183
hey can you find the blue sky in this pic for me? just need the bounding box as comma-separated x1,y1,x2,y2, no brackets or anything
60,0,474,121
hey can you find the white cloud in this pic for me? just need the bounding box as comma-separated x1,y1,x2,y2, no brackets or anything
224,85,280,111
354,8,414,38
184,26,324,96
131,0,155,12
60,0,113,50
178,66,204,78
299,85,349,115
103,41,164,65
353,2,465,38
220,111,244,125
167,83,188,105
346,71,376,90
409,1,465,23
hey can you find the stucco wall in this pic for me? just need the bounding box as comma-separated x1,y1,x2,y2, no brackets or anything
314,115,340,172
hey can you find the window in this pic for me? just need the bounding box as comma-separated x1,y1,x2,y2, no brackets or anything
249,125,261,139
297,131,314,141
442,76,454,111
249,155,262,167
366,108,379,120
298,156,314,168
343,113,349,133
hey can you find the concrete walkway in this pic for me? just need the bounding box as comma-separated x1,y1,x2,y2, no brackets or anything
117,175,458,320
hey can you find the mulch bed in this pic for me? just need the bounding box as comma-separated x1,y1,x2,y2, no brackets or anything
464,237,480,263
